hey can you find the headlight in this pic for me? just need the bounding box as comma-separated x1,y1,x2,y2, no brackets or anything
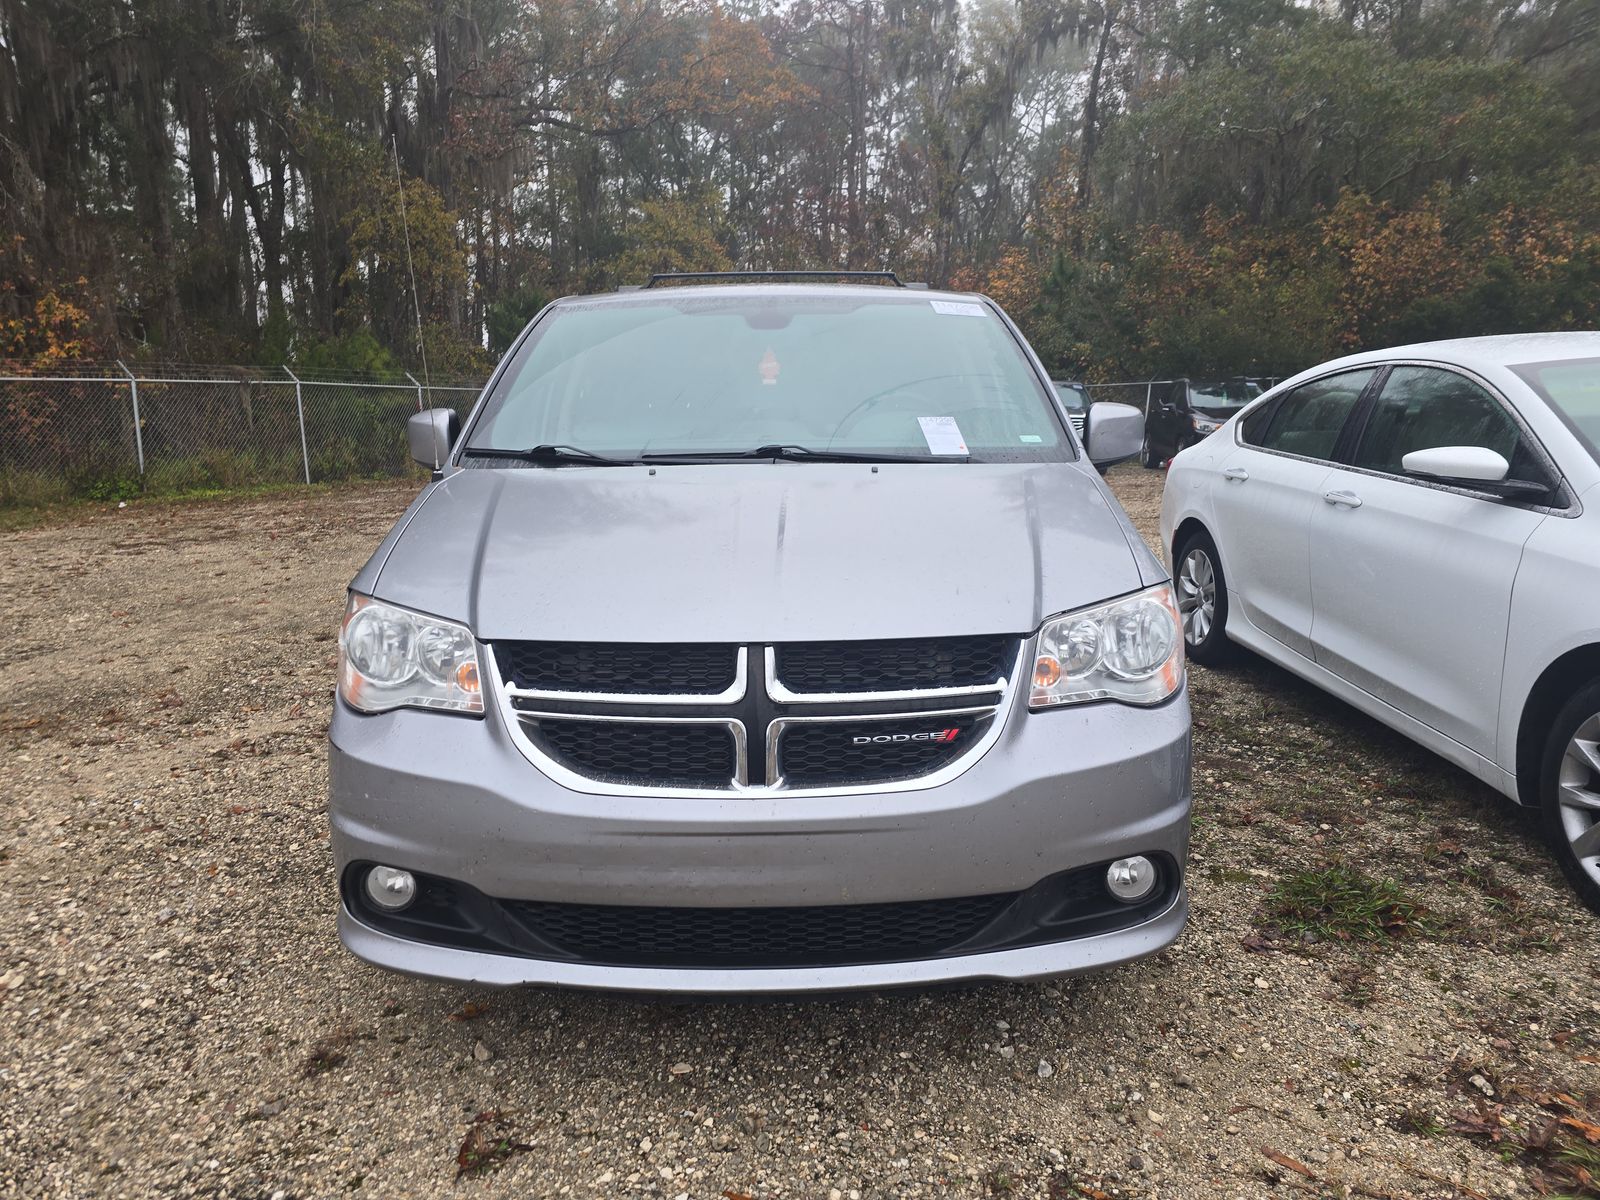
1190,416,1221,435
338,594,483,715
1030,584,1184,708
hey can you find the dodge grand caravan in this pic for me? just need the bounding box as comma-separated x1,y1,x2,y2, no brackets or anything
330,273,1192,992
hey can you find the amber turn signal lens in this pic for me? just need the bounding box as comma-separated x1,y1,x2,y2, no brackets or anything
455,661,481,693
1033,656,1061,688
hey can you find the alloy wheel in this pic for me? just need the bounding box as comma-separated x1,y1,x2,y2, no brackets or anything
1558,713,1600,888
1176,548,1216,646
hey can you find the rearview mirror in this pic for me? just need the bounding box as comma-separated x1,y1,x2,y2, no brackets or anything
408,408,460,468
1087,401,1144,468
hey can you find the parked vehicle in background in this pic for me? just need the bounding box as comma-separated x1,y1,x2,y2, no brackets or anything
1160,333,1600,915
330,273,1190,993
1052,380,1090,443
1053,380,1102,470
1142,378,1264,468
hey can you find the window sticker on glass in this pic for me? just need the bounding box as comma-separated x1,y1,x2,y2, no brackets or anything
929,300,985,318
1019,434,1043,443
917,415,970,455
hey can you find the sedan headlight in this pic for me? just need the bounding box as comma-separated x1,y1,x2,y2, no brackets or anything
1189,415,1221,435
338,594,483,715
1030,584,1184,708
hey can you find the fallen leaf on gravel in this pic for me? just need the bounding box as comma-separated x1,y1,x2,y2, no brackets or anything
721,1191,753,1200
1559,1116,1600,1142
456,1110,532,1179
447,1001,491,1022
1260,1147,1314,1178
302,1028,357,1076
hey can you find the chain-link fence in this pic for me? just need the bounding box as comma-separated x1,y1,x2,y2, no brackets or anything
0,362,485,505
1083,378,1284,413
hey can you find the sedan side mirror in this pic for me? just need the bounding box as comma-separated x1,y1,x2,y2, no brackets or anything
1087,401,1144,468
1401,445,1509,482
1402,445,1549,499
408,407,461,468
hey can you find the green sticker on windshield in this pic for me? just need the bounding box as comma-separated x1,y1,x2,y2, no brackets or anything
1020,434,1042,443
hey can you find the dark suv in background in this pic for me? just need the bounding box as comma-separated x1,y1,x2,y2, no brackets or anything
1141,378,1264,468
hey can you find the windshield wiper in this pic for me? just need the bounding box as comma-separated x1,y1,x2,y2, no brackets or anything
462,444,639,467
640,444,957,465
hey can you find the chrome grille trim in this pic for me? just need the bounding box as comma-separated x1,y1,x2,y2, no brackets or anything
764,706,998,790
486,642,1023,799
512,707,748,789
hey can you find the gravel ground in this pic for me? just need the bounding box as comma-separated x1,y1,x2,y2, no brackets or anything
2,466,1598,1200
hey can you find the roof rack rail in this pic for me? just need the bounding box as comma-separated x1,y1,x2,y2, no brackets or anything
638,270,914,289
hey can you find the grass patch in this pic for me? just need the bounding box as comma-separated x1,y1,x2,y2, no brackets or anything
1259,863,1429,944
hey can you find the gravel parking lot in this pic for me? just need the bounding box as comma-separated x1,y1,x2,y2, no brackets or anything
3,466,1598,1200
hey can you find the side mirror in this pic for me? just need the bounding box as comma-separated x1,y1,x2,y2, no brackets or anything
1087,401,1144,468
1402,445,1508,482
1401,445,1549,499
408,407,460,468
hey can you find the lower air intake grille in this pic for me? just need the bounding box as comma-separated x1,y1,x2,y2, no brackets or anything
776,635,1012,693
533,719,735,788
504,892,1015,967
778,714,987,787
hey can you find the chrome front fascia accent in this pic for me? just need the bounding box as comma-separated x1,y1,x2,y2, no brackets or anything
763,645,1008,705
487,643,1023,800
503,647,747,706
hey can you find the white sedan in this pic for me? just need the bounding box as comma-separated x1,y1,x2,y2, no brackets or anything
1160,333,1600,914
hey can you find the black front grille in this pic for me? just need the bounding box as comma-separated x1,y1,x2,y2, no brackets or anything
779,714,987,787
505,893,1013,967
777,635,1013,693
494,641,737,695
533,718,735,787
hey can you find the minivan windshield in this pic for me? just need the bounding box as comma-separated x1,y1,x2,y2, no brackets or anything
1053,381,1089,411
1515,357,1600,462
464,291,1068,463
1189,380,1262,413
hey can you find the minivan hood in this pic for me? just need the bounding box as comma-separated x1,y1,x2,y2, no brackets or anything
368,463,1151,642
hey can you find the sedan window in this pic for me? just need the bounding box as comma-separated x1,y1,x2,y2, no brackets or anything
1354,366,1523,475
1248,369,1374,460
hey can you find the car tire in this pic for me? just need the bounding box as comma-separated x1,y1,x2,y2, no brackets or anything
1173,530,1232,666
1142,435,1161,469
1540,680,1600,916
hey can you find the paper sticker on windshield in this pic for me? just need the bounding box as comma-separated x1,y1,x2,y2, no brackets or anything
929,300,985,318
1019,434,1043,443
918,416,969,455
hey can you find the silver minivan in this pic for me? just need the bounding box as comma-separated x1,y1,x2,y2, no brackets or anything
330,274,1190,992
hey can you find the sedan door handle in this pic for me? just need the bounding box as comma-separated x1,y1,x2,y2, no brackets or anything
1323,489,1363,509
1222,467,1249,482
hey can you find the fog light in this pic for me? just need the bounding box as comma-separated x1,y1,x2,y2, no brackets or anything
364,865,417,911
1106,856,1157,903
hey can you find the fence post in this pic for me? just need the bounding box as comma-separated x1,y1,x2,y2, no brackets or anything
405,370,424,413
284,367,312,485
117,360,146,475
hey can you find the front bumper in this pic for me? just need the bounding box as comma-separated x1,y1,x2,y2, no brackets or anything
328,679,1191,992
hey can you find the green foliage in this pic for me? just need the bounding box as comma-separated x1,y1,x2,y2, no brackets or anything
292,330,400,378
600,191,734,288
487,287,553,354
3,0,1597,383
